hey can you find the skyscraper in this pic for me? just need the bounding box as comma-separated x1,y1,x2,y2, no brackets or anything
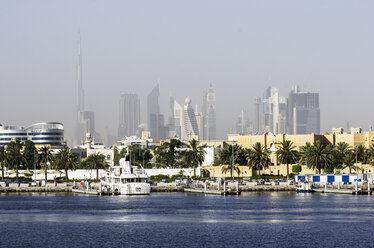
168,96,183,139
287,85,320,134
253,97,261,134
118,93,140,139
202,83,216,140
235,109,252,135
74,30,96,145
182,97,199,140
254,87,287,135
147,83,167,140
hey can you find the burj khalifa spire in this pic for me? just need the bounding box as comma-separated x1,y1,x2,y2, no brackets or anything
76,29,84,112
74,29,96,146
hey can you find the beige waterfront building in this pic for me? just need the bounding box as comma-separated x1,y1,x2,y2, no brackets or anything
203,128,374,178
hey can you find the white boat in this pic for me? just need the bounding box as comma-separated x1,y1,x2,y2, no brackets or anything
296,182,313,193
101,149,151,195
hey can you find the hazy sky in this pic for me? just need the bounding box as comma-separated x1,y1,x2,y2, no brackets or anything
1,0,373,142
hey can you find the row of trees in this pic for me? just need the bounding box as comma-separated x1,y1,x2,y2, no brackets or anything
217,141,374,179
1,138,208,181
114,139,207,177
0,140,109,182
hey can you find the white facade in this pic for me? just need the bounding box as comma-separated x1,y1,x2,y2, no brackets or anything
182,97,199,140
0,122,64,147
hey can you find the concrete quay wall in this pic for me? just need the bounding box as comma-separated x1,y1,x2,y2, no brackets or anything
0,186,72,193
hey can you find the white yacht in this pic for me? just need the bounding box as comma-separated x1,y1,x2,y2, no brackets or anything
101,150,151,195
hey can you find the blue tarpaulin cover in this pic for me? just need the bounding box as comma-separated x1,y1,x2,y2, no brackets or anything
313,176,320,182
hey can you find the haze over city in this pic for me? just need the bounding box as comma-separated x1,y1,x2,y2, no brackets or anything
1,0,373,144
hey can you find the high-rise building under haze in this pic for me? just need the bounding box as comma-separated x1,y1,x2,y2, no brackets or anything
287,85,320,134
147,83,167,140
118,93,140,139
74,30,96,145
236,109,253,135
254,87,287,135
254,85,320,135
202,84,216,140
182,97,199,140
168,96,183,139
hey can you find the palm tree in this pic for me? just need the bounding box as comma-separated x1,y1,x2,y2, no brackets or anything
355,145,370,166
300,141,332,174
246,142,270,177
53,146,78,180
22,140,37,170
332,142,350,170
153,139,184,168
5,139,23,180
215,144,248,166
276,140,299,180
369,144,374,165
85,153,109,180
0,146,5,179
342,150,357,174
184,139,207,178
221,163,241,179
39,146,53,185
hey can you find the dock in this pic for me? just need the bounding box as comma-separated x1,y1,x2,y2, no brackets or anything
312,187,372,195
0,186,72,193
184,187,241,195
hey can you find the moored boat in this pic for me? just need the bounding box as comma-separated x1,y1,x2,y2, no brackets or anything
101,149,150,195
296,182,313,193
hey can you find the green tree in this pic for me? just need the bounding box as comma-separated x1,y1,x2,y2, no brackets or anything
276,140,299,180
53,146,78,180
355,145,370,165
342,150,357,174
331,142,350,169
369,144,374,165
0,146,5,179
39,146,53,185
214,144,248,166
246,142,270,176
85,153,109,180
221,163,241,179
300,141,332,174
114,146,153,168
5,139,23,179
183,139,207,178
22,140,37,170
154,139,185,168
128,145,153,168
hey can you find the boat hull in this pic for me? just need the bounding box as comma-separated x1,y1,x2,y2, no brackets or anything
104,182,151,195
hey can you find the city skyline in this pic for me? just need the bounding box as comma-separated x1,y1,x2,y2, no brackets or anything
1,1,373,143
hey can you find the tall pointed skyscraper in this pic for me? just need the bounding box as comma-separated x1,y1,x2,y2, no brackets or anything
182,97,199,140
147,83,167,140
76,30,84,113
74,30,95,145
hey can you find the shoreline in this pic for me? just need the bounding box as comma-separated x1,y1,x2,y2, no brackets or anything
0,185,295,194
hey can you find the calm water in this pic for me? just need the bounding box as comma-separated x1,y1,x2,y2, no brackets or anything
1,192,374,247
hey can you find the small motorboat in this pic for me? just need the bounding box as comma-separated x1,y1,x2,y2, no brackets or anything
296,182,313,193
